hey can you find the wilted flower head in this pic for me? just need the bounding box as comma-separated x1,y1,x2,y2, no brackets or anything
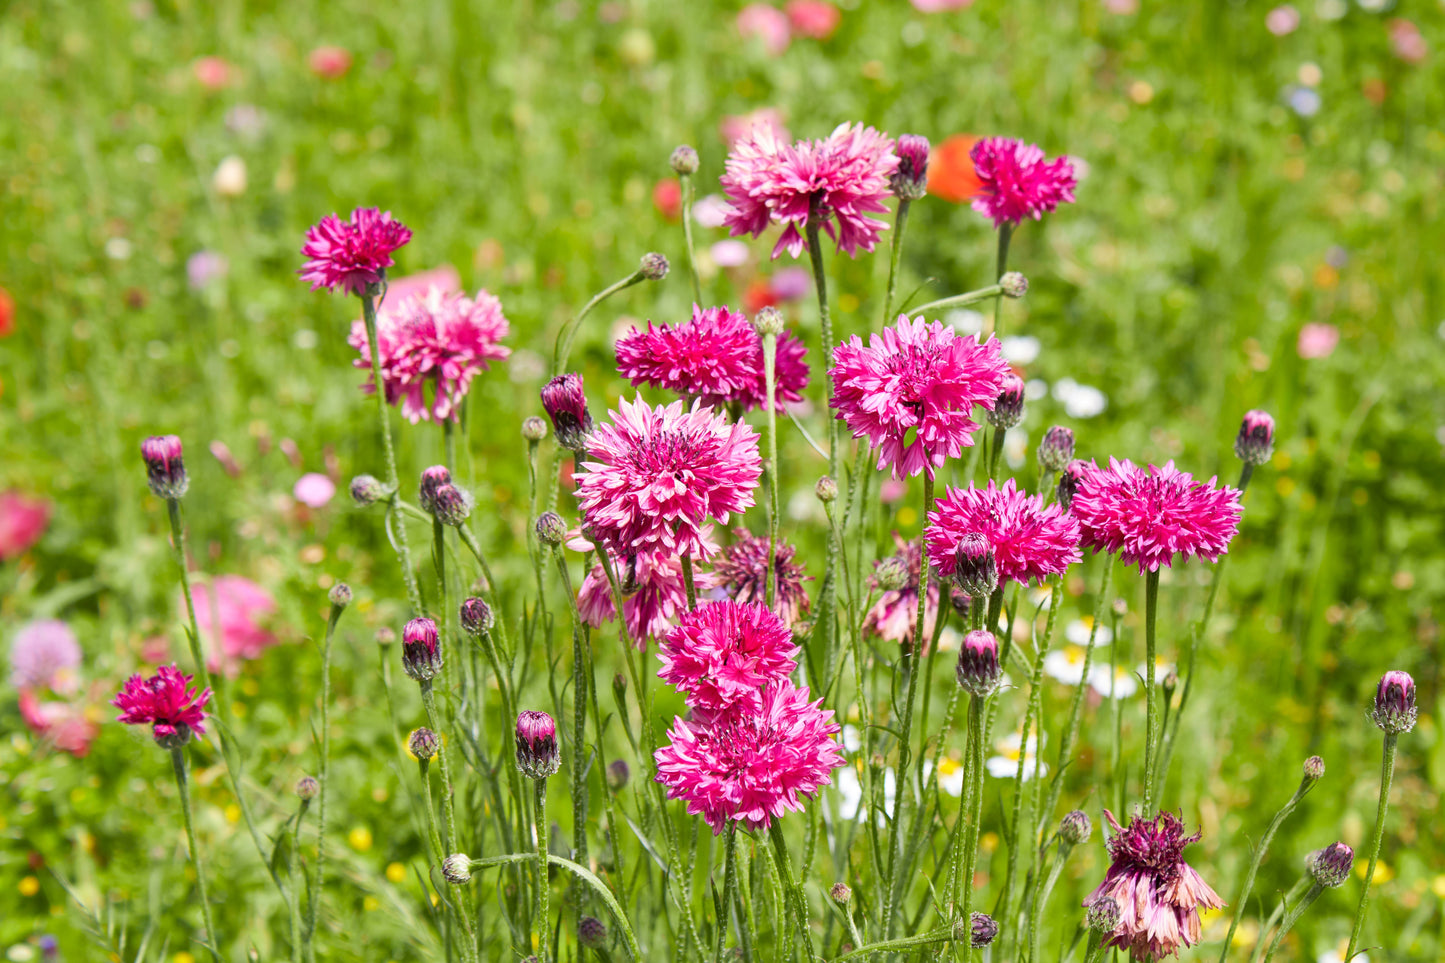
722,122,899,259
654,679,845,833
1071,459,1242,573
1083,810,1224,961
711,528,813,626
516,710,561,779
969,137,1077,228
956,629,1002,696
142,435,189,499
927,480,1082,587
1235,409,1276,466
830,317,1011,479
541,373,594,452
864,535,940,645
299,207,412,295
658,600,799,717
9,620,82,694
113,664,212,749
575,398,761,560
349,286,511,424
1372,670,1417,734
401,617,443,682
890,134,930,200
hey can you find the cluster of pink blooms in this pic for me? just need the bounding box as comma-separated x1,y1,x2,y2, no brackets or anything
968,137,1078,229
926,480,1082,587
188,575,280,675
736,2,841,56
10,620,99,757
349,286,511,423
299,207,412,296
615,304,809,412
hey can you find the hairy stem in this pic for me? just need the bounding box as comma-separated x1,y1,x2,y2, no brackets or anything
171,747,222,963
1345,733,1399,961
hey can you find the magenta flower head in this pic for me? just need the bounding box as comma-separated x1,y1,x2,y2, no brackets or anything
300,207,412,295
141,435,189,499
721,122,899,260
712,528,813,626
1071,459,1242,573
1235,409,1276,466
541,373,594,452
927,480,1082,587
1037,425,1076,472
654,678,845,833
864,535,940,645
657,600,799,717
956,629,1002,696
968,137,1077,229
968,913,999,948
113,664,212,749
575,398,761,560
890,133,930,201
1306,842,1354,888
830,317,1011,479
1372,670,1417,734
1083,811,1224,961
515,709,560,779
988,374,1027,430
349,287,510,424
401,617,443,683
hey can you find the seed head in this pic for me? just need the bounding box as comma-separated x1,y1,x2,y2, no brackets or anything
1000,271,1029,299
521,416,548,442
442,854,472,884
141,434,189,499
1037,425,1075,472
328,582,352,607
1305,842,1354,888
408,727,439,761
640,252,670,281
294,775,319,800
1372,670,1417,734
516,710,561,779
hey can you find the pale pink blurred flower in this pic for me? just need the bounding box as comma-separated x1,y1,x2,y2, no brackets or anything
308,46,353,79
188,575,279,674
224,104,267,140
9,620,82,694
693,194,732,228
20,690,99,757
1265,4,1300,36
1103,0,1138,13
293,473,336,508
209,440,242,478
770,267,811,300
737,4,792,56
187,251,229,291
879,478,908,504
909,0,973,10
720,108,791,148
786,0,840,39
383,264,462,304
0,491,49,561
192,56,236,90
1296,322,1339,359
711,240,752,268
1389,19,1427,64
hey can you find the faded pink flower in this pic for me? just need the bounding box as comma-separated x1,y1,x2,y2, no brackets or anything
1265,4,1299,36
192,56,235,90
9,620,81,694
909,0,973,10
19,689,99,757
1071,459,1241,574
577,548,716,644
720,108,791,148
711,528,812,626
293,473,336,508
1083,811,1224,961
865,535,941,645
348,286,511,423
786,0,840,39
830,316,1010,479
299,207,412,295
658,600,798,717
113,664,212,744
188,575,279,674
0,491,50,561
654,678,845,833
308,46,352,79
384,264,462,304
736,4,791,55
927,479,1083,587
576,398,762,560
1389,19,1427,64
969,137,1078,228
722,122,899,260
1296,322,1339,359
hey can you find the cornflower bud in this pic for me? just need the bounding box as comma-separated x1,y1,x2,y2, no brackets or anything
606,759,630,791
1056,459,1089,511
1302,755,1325,782
988,374,1026,430
375,626,396,647
541,373,593,453
516,710,561,779
1037,426,1075,472
1235,409,1276,466
459,597,494,637
1087,897,1121,932
418,466,452,515
956,630,1002,697
521,416,548,442
640,252,669,281
350,474,390,506
612,672,627,703
830,882,852,905
815,475,838,503
1111,598,1128,618
428,484,471,527
949,586,972,617
1162,670,1178,702
874,556,909,592
578,916,608,949
408,727,439,761
999,271,1029,299
1305,842,1354,888
753,305,785,337
953,533,998,599
401,617,444,682
968,912,999,948
141,435,189,499
1060,809,1092,846
535,512,566,547
295,775,319,800
889,134,930,200
442,854,472,884
670,145,699,175
328,582,352,607
1372,670,1417,734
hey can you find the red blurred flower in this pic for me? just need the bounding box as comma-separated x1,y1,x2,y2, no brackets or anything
653,178,682,220
19,690,99,757
786,0,840,39
0,491,49,561
308,46,353,79
0,286,13,337
192,56,236,90
928,134,984,203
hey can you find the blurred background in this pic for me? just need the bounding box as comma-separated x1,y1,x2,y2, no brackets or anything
1,0,1442,960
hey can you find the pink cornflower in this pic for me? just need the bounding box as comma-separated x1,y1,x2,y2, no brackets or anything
348,286,511,423
577,548,715,644
576,398,762,560
864,535,941,645
830,316,1010,479
1296,322,1339,359
1083,811,1224,961
658,600,798,717
722,122,899,260
654,678,845,833
927,479,1082,587
968,137,1077,229
299,207,412,295
1071,459,1241,574
9,620,82,694
711,528,812,626
188,575,279,674
720,108,790,148
786,0,841,39
19,689,99,757
113,664,213,747
736,4,792,55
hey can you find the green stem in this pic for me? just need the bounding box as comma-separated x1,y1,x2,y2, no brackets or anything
303,601,345,956
289,800,307,963
416,758,444,861
552,547,592,879
420,684,460,853
882,198,912,323
953,696,986,961
905,285,1005,320
171,747,222,963
1345,733,1399,961
715,822,740,963
1262,882,1324,962
681,552,699,611
769,820,819,963
1027,841,1073,963
534,780,552,963
680,172,703,304
762,331,780,610
1142,568,1160,814
467,852,643,960
991,224,1013,338
805,209,838,482
1250,877,1311,963
830,927,953,962
553,270,647,376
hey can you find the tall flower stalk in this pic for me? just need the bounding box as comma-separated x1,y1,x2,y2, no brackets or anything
302,584,350,961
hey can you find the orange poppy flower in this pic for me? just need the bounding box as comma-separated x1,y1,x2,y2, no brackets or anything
928,134,983,204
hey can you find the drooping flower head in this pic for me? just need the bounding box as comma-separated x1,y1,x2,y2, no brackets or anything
541,373,594,452
657,600,799,717
1071,459,1242,573
830,317,1010,479
113,664,212,748
722,122,899,259
299,207,412,295
1083,810,1224,961
968,137,1077,229
577,548,715,644
711,528,813,626
864,534,940,645
575,398,761,560
654,679,845,833
926,480,1082,587
141,435,189,500
9,620,82,694
349,286,510,424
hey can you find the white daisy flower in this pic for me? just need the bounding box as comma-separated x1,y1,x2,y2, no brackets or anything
987,732,1048,780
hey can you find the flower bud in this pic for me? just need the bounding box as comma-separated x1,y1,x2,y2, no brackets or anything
429,483,472,527
418,466,453,515
965,912,998,948
541,373,593,453
949,586,972,617
1162,670,1178,701
1060,809,1092,846
401,617,444,682
952,533,998,599
1086,897,1121,932
408,727,439,761
375,626,396,647
815,475,838,503
521,416,548,442
606,759,630,791
1302,755,1325,782
1037,426,1075,472
1305,842,1354,888
295,775,319,800
988,375,1026,430
535,511,566,547
1235,409,1276,466
1111,598,1128,618
874,556,910,593
153,722,194,750
142,435,189,499
350,474,390,506
956,630,1002,697
516,710,561,779
670,145,700,175
459,597,494,637
889,134,930,200
328,582,352,607
753,305,785,338
612,672,627,702
1056,460,1090,511
578,916,608,949
999,271,1029,299
442,853,472,884
830,882,852,905
640,252,669,281
1372,670,1417,734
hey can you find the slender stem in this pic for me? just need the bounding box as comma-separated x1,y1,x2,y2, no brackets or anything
768,820,818,963
906,285,1005,320
553,270,646,376
986,425,1005,481
1250,877,1311,963
1142,569,1161,814
882,198,912,322
288,801,307,963
443,418,457,474
416,759,444,860
1027,841,1073,963
716,822,740,963
420,684,460,853
830,927,953,962
679,172,703,304
681,552,699,611
534,780,551,963
171,747,222,963
762,331,780,610
167,500,210,690
303,601,345,955
805,209,838,482
954,696,986,961
991,224,1013,338
1345,733,1399,961
1263,882,1324,962
552,547,591,876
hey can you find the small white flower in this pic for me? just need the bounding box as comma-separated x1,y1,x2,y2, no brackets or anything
943,309,986,335
1088,664,1140,699
1064,618,1113,647
213,155,248,196
987,732,1048,781
835,764,896,823
709,239,750,268
842,724,863,754
1043,645,1089,685
1000,335,1040,365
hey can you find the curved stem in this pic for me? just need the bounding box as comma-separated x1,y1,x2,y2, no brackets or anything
1142,568,1161,814
679,172,703,304
830,927,953,963
1263,882,1324,962
906,285,1005,320
302,601,345,957
171,748,222,963
1345,733,1398,961
882,198,912,323
553,270,646,376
